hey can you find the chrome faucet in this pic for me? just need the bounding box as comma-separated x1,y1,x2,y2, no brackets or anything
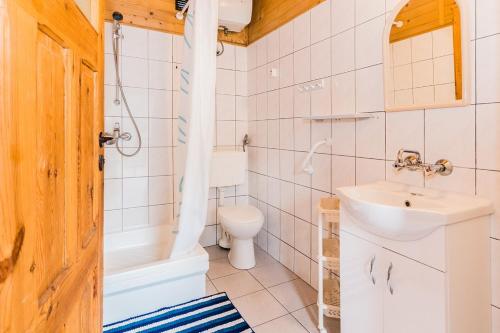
393,149,453,176
393,149,423,171
99,122,132,147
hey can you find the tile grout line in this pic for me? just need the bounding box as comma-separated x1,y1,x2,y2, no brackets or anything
250,313,292,330
207,249,314,314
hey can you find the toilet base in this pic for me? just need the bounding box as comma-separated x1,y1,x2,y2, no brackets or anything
228,238,256,269
218,229,231,249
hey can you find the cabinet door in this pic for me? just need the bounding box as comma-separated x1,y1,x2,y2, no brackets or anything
340,231,384,333
383,250,446,333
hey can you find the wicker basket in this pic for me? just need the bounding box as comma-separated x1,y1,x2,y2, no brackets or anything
323,237,339,257
323,276,340,318
323,237,340,273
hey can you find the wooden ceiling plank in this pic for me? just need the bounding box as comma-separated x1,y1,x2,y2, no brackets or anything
104,0,247,45
105,0,326,46
248,0,323,43
391,0,458,43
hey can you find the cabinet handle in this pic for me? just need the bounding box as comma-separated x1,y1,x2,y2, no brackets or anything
369,256,376,285
387,262,394,295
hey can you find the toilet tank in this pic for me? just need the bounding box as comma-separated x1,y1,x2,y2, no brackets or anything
219,0,252,33
210,151,247,187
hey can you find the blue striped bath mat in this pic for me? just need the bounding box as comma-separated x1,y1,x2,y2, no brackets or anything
103,293,253,333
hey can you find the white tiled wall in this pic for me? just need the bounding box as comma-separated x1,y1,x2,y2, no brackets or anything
241,1,500,328
104,23,249,246
388,26,456,106
103,2,499,326
104,23,176,234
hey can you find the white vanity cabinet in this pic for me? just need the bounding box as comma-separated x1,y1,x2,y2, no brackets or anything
341,231,446,333
340,232,384,333
382,246,446,333
337,182,494,333
340,213,491,333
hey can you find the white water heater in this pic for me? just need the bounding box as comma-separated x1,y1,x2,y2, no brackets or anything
218,0,253,33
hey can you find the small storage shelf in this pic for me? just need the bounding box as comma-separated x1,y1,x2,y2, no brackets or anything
317,197,341,332
303,114,376,121
323,238,340,273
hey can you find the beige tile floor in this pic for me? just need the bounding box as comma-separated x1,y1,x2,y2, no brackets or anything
204,246,340,333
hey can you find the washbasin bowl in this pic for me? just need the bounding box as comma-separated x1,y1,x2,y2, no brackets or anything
336,181,493,241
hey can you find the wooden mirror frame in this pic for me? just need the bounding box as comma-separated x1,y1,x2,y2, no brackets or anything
383,0,471,112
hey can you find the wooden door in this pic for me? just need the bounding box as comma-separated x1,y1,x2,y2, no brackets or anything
340,231,385,333
0,0,104,332
383,250,446,333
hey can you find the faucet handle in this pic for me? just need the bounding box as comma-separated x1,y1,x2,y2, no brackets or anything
395,149,421,161
393,149,406,170
120,132,132,141
395,148,405,163
434,159,453,176
423,159,453,177
404,154,421,166
393,149,422,171
405,150,422,163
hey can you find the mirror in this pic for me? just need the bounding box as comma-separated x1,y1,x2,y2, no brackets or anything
384,0,469,111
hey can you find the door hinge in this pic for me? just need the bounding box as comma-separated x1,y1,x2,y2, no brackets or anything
98,155,105,172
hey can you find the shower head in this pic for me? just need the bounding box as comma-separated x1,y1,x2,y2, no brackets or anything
112,11,123,21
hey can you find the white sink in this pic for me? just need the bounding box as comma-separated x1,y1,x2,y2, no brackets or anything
336,181,493,241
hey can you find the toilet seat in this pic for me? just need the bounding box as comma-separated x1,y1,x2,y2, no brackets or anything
219,205,263,224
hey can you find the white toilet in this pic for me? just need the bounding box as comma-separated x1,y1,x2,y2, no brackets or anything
210,151,264,269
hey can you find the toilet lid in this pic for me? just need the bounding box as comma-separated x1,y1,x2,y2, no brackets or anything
219,205,264,224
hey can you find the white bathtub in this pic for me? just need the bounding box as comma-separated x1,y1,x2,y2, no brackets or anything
103,225,209,325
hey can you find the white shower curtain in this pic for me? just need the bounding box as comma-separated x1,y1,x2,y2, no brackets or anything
170,0,219,258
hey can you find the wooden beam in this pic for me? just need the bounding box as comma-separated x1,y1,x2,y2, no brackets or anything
248,0,324,44
390,0,457,43
104,0,326,46
104,0,248,45
452,4,462,99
